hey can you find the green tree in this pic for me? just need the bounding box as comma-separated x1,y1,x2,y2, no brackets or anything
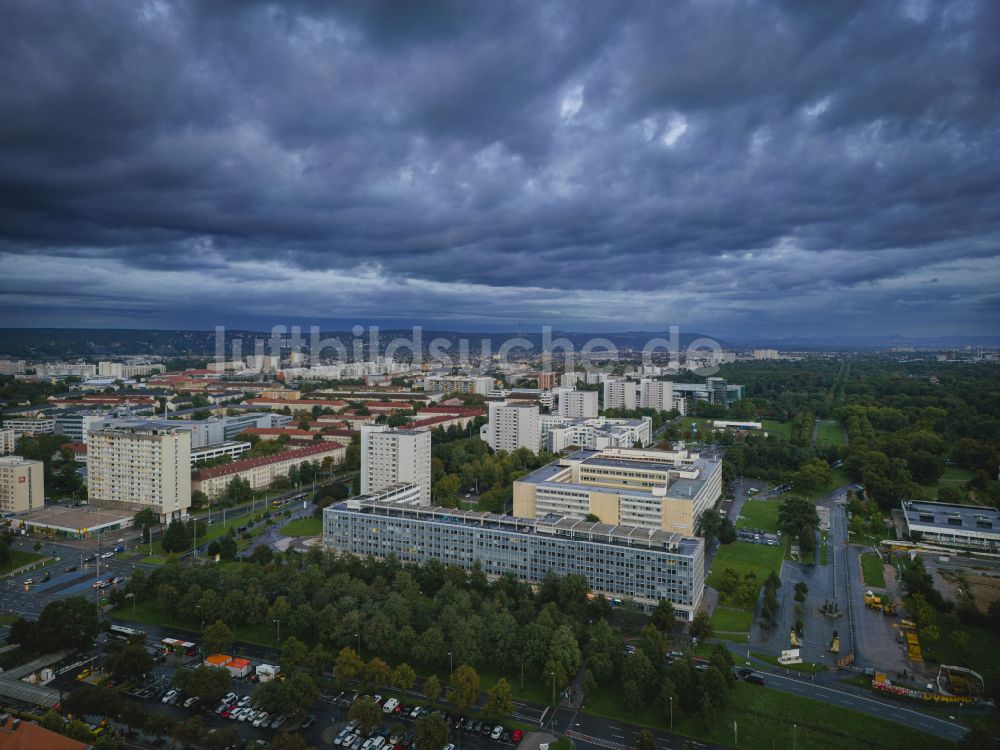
391,662,416,691
203,619,234,655
173,666,232,704
651,599,676,632
253,671,319,718
270,734,313,750
638,730,657,750
8,596,99,654
172,717,206,749
160,519,192,552
363,656,391,692
448,664,481,714
415,714,450,750
424,673,442,704
104,643,154,681
483,677,514,719
689,611,713,641
348,696,382,735
336,647,363,686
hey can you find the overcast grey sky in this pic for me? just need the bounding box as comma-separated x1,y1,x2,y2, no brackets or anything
0,0,997,336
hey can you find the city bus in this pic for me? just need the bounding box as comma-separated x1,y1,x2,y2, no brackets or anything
107,624,145,642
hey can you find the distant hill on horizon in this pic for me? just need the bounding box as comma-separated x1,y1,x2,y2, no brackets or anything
0,327,997,359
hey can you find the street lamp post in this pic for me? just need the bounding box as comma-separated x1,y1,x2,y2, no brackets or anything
551,671,556,709
356,632,361,658
793,723,797,750
448,651,454,683
274,618,281,644
669,696,673,731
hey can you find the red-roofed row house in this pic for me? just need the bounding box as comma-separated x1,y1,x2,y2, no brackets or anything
192,442,345,500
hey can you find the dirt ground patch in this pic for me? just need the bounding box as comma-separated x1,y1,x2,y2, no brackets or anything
964,574,1000,613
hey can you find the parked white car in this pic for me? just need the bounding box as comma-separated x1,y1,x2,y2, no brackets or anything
382,698,399,714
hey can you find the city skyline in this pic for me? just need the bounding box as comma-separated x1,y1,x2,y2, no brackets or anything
1,2,998,336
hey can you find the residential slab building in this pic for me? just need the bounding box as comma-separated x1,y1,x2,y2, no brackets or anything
0,456,44,515
560,371,583,387
361,425,432,505
603,378,674,413
193,442,346,500
541,416,653,452
324,492,705,619
480,401,541,453
557,389,599,419
86,424,192,522
423,375,495,396
513,446,722,536
0,428,15,455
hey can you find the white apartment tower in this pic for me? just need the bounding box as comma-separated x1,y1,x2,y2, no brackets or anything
604,377,673,413
481,401,541,453
603,378,638,411
640,379,674,412
86,425,191,522
361,425,432,506
0,428,16,455
558,390,599,419
0,456,44,514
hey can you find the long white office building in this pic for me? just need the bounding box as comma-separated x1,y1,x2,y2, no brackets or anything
324,489,705,619
361,425,432,506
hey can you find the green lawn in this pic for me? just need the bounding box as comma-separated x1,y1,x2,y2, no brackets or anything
6,550,45,572
708,542,784,589
710,606,753,633
815,420,845,448
761,420,792,440
281,517,323,537
860,553,886,588
801,467,849,501
736,499,781,533
583,681,951,750
677,418,714,439
920,465,976,501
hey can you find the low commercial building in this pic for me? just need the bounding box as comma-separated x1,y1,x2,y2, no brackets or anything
514,446,722,535
324,488,705,618
17,504,134,539
192,442,345,500
0,456,44,515
900,500,1000,552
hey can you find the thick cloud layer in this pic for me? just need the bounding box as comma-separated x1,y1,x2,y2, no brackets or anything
0,0,997,335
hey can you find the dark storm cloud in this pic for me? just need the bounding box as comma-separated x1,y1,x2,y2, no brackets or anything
0,0,998,334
